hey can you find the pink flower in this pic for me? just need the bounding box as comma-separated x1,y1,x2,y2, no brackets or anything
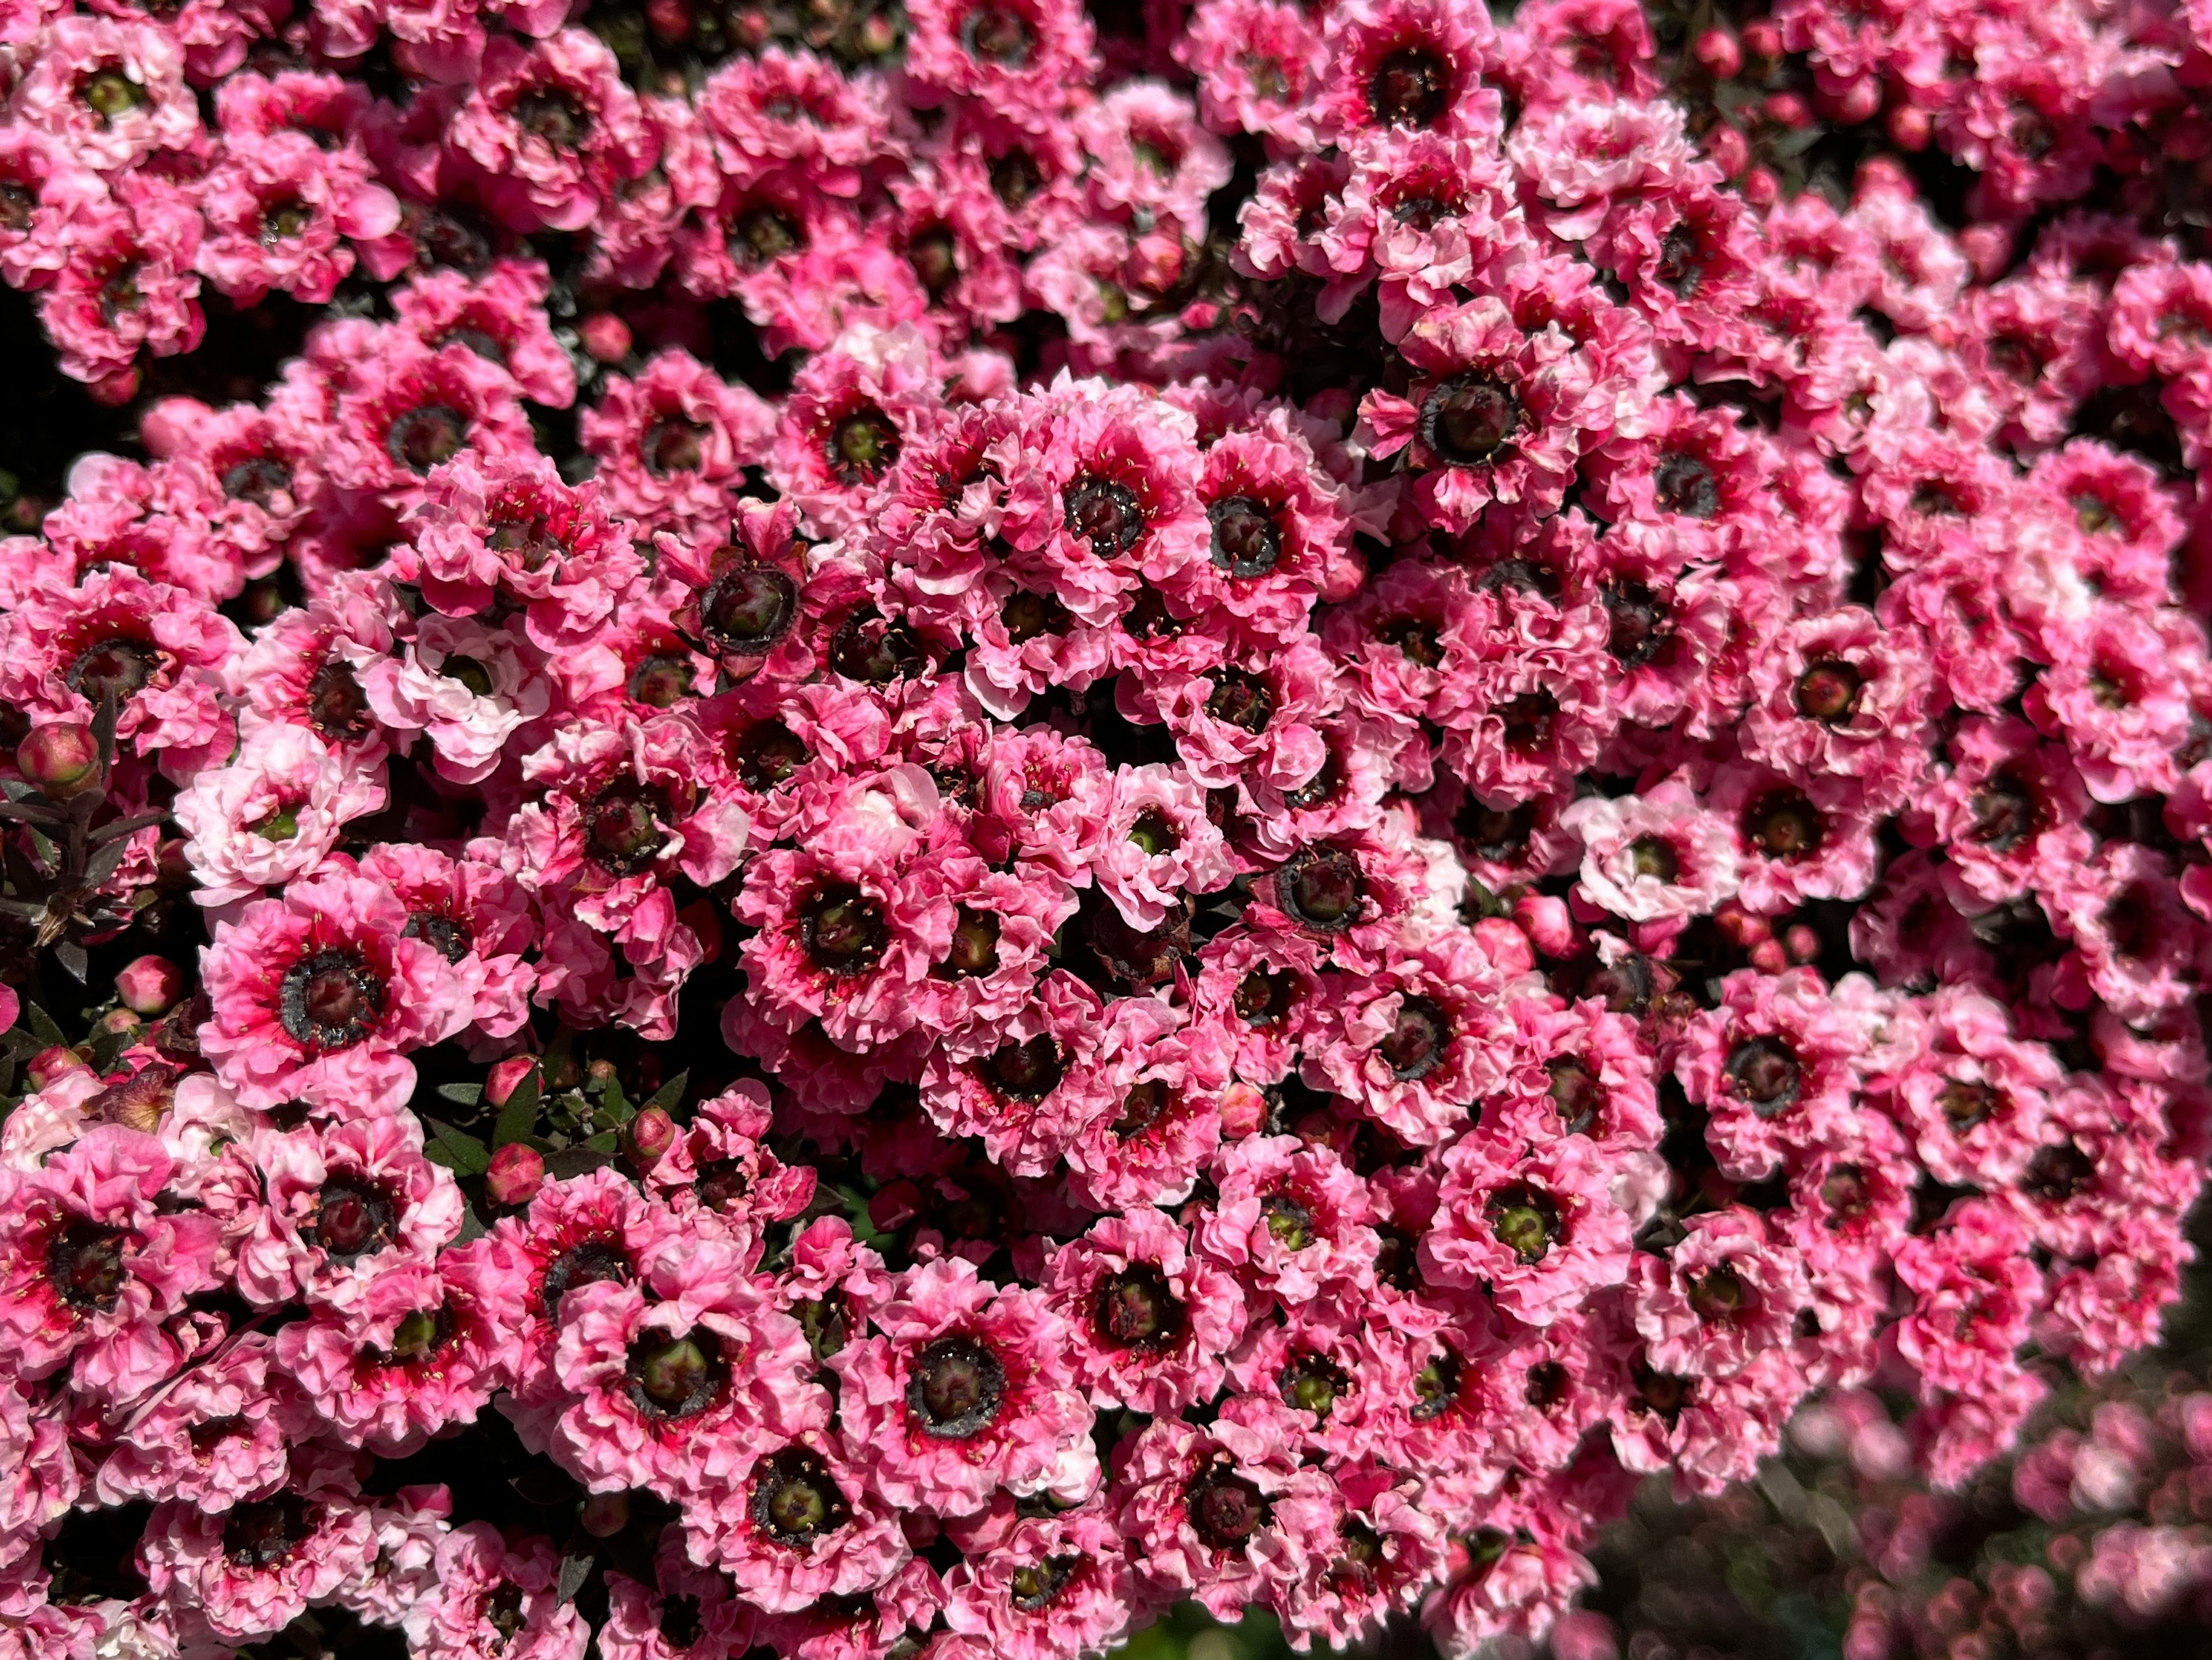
1046,1207,1250,1414
141,1447,376,1641
832,1257,1096,1515
195,130,400,305
0,1125,221,1405
237,1114,464,1309
1561,777,1740,924
1423,1133,1633,1325
1628,1206,1810,1379
1195,1133,1381,1304
448,31,654,233
407,1523,590,1660
547,1233,823,1497
200,862,476,1114
683,1432,911,1614
175,722,387,907
93,1333,301,1510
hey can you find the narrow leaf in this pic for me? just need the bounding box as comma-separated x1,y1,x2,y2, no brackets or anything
436,1082,484,1107
424,1118,490,1176
491,1068,541,1148
543,1147,613,1179
555,1552,594,1605
53,940,88,984
25,1003,65,1047
643,1070,688,1114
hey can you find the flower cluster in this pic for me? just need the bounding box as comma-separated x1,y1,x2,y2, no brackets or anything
1554,1334,2212,1660
2,0,2211,1653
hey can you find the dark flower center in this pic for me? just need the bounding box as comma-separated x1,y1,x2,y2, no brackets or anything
1420,373,1519,464
908,225,959,296
1498,690,1556,751
487,510,565,570
829,610,928,683
695,1159,749,1215
1260,1191,1315,1250
906,1336,1006,1438
1940,1079,1995,1130
1459,799,1535,862
1000,589,1070,643
259,196,313,244
1209,496,1282,578
1821,1164,1872,1223
1093,1264,1184,1349
513,86,589,149
1627,834,1679,883
1206,670,1274,732
218,455,291,508
736,720,808,790
991,150,1043,209
1128,806,1180,854
1653,451,1720,518
1234,967,1300,1026
224,1493,315,1571
1725,1036,1802,1116
752,1448,851,1547
1656,223,1706,296
279,949,385,1050
443,654,497,697
1368,46,1452,126
1277,848,1364,931
2022,1141,2095,1202
1748,788,1823,860
1409,1347,1461,1420
628,653,694,708
1379,614,1442,667
1547,1058,1603,1135
66,636,157,704
1525,1360,1569,1408
644,417,709,476
1686,1263,1748,1321
385,405,466,474
1969,769,2043,853
981,1035,1065,1102
829,406,900,485
82,69,143,122
306,657,373,740
1485,1183,1560,1264
627,1330,728,1419
1278,1352,1349,1420
1373,1224,1421,1291
732,206,803,265
1378,995,1450,1081
1794,659,1864,724
658,1596,704,1650
1188,1468,1270,1549
312,1173,398,1260
699,571,805,664
540,1239,631,1317
1063,475,1146,557
585,778,668,875
801,884,888,977
1604,581,1671,668
961,2,1033,63
941,907,1001,978
1008,1556,1082,1612
47,1221,128,1312
1115,1079,1171,1138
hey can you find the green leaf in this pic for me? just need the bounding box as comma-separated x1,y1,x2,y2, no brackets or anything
436,1082,484,1107
582,1130,618,1154
25,1003,65,1048
490,1068,541,1149
643,1069,688,1114
423,1118,490,1176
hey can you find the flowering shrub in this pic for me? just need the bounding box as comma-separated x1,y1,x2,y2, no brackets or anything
2,0,2212,1652
1559,1291,2212,1660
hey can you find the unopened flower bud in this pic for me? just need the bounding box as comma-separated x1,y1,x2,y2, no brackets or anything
1749,938,1790,974
1691,27,1740,78
17,724,100,800
28,1046,92,1090
1740,18,1782,58
579,312,634,364
1513,893,1578,958
485,1143,546,1208
1220,1082,1268,1139
486,1055,537,1109
1474,917,1536,977
115,955,184,1018
1784,924,1823,963
625,1106,676,1171
580,1492,631,1538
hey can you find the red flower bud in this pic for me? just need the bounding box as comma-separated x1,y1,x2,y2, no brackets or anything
114,955,185,1018
485,1142,546,1208
625,1106,676,1171
16,723,101,800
